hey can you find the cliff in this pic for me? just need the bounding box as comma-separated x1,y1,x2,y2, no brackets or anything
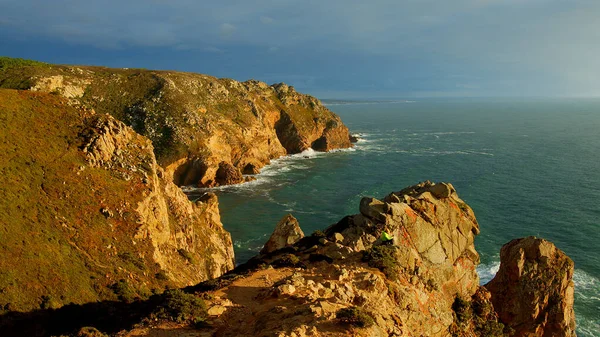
112,182,571,337
0,89,234,312
0,58,353,187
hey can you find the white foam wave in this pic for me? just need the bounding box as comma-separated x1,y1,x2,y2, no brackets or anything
574,269,599,290
477,260,501,284
329,147,357,153
233,233,269,249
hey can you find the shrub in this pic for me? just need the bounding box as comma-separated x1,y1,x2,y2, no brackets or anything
111,279,137,302
272,253,301,267
153,289,207,324
362,245,400,280
452,297,472,323
0,57,48,70
118,251,147,270
155,270,169,281
311,230,326,238
178,249,196,264
336,306,375,328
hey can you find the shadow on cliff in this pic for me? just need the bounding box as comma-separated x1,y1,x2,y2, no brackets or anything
0,296,162,337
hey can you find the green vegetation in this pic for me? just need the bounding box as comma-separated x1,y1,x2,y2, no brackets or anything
362,245,400,280
111,279,138,302
450,296,507,337
177,249,196,264
0,56,48,70
336,306,375,328
311,230,326,238
152,289,207,325
272,253,301,267
118,252,147,270
0,90,167,311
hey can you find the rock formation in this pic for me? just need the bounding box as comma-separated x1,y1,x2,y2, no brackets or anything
121,181,498,336
0,60,353,188
117,181,575,337
0,90,233,312
486,237,576,337
260,214,304,254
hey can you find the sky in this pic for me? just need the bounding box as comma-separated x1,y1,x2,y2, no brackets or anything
1,0,599,98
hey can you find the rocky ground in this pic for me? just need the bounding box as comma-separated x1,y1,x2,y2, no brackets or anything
79,182,577,337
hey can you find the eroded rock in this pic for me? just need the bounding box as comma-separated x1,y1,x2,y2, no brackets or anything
261,214,305,254
486,237,576,337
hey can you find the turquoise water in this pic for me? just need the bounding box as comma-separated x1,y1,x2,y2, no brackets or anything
188,99,599,336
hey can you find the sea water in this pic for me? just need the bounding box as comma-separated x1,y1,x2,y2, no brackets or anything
187,98,600,336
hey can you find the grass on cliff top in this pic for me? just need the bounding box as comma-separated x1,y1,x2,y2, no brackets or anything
0,57,48,71
0,56,344,168
0,89,168,312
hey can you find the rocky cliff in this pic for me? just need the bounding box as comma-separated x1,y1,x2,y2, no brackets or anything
0,89,233,312
0,58,353,187
112,181,574,337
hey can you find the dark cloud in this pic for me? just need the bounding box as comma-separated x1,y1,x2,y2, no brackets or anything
1,0,599,97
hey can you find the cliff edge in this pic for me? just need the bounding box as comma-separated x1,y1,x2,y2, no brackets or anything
0,90,233,312
114,181,575,337
0,58,353,187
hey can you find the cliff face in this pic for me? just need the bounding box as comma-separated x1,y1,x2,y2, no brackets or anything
118,182,574,337
0,61,353,188
118,182,494,337
0,90,233,312
486,237,576,337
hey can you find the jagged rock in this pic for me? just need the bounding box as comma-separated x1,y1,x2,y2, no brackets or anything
0,91,234,314
114,182,576,337
486,237,576,337
207,305,227,316
215,161,244,186
359,197,388,222
261,214,305,254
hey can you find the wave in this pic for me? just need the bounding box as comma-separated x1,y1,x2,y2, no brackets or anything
574,270,600,337
477,260,501,284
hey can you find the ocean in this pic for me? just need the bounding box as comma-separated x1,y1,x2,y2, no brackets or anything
187,98,599,336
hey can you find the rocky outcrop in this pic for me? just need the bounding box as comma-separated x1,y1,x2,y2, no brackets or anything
120,181,575,337
0,90,233,312
0,59,353,188
486,237,576,337
141,181,497,337
80,114,235,286
260,214,304,254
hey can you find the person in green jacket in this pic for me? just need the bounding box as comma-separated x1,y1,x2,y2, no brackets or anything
380,231,394,245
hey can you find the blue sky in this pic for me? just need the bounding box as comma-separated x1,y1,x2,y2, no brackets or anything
1,0,599,98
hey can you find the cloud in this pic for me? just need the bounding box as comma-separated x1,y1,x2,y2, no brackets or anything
260,16,274,24
1,0,600,96
219,23,236,38
204,46,224,53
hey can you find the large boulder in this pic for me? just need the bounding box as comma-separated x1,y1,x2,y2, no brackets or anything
261,214,305,254
215,161,244,186
485,237,576,337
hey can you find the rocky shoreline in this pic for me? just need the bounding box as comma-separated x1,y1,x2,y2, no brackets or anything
0,59,577,336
